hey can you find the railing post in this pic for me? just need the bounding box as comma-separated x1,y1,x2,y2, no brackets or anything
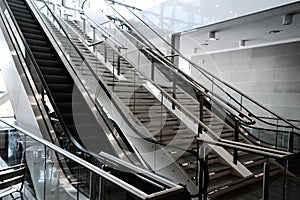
117,47,121,76
275,119,279,149
172,73,176,110
202,147,208,200
233,120,239,165
104,43,107,63
151,58,155,81
288,130,294,152
90,172,97,200
197,157,203,200
262,159,270,200
81,17,86,40
91,25,96,52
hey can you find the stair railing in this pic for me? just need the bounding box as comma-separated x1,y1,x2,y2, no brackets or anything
37,1,226,196
0,118,190,200
101,0,300,152
198,136,293,200
32,2,300,198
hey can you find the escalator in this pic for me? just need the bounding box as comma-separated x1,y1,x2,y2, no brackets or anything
0,0,193,199
6,0,116,155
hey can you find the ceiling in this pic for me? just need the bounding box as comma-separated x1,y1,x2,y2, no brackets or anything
180,2,300,55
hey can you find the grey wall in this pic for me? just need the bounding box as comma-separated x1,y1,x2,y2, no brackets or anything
191,41,300,120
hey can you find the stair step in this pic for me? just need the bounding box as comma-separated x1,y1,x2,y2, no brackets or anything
208,174,241,193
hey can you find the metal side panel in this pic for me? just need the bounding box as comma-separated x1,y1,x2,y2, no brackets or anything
96,87,199,195
0,22,42,137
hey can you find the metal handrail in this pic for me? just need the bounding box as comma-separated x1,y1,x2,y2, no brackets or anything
46,3,223,141
140,46,255,125
0,118,167,199
69,16,222,141
101,2,256,126
106,1,300,132
197,137,293,159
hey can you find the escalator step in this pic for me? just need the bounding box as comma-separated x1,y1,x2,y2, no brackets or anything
9,6,30,14
43,75,72,84
32,51,56,60
7,0,25,3
35,59,60,67
26,38,48,46
18,21,39,30
51,93,73,102
7,1,26,7
39,67,64,77
9,11,32,19
56,102,84,113
19,27,41,35
48,83,74,93
14,16,35,24
30,45,52,53
23,32,45,41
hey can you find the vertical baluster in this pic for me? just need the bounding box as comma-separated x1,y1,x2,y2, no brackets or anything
262,158,270,200
90,172,97,200
233,120,239,165
151,58,155,81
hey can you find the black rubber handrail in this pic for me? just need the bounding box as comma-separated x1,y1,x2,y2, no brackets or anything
106,1,300,132
32,0,145,163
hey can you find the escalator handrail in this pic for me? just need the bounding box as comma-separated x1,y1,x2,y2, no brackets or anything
32,0,146,164
2,0,117,171
105,1,300,132
1,3,189,193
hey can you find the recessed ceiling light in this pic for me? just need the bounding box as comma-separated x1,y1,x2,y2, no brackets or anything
267,30,283,34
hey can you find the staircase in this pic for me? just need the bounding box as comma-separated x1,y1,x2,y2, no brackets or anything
42,13,283,198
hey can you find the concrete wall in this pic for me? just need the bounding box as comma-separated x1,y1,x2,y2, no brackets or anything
191,41,300,120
